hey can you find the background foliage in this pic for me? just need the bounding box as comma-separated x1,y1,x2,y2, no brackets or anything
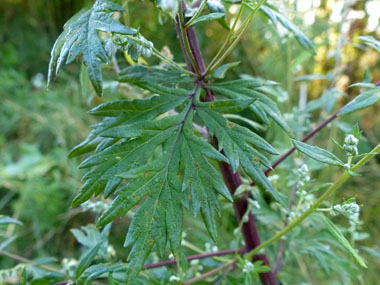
1,0,380,283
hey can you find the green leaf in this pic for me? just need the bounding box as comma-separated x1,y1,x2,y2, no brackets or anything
338,88,380,116
363,68,371,83
68,94,188,158
76,243,102,278
349,82,376,89
210,61,240,79
349,123,362,139
197,109,286,206
259,6,277,25
330,137,345,151
77,263,125,285
118,65,192,86
0,237,17,251
293,140,345,167
101,114,184,139
260,5,316,55
113,143,183,281
209,78,277,89
341,197,357,205
72,119,179,206
123,189,169,281
80,63,90,98
48,0,136,96
348,170,362,177
189,12,225,26
180,117,231,240
85,105,233,282
206,80,290,133
309,183,333,193
195,98,256,113
320,214,367,268
357,36,380,53
207,0,226,14
362,247,380,260
0,216,23,225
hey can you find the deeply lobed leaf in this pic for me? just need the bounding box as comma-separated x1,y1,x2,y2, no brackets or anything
197,109,284,204
48,0,136,96
206,79,291,133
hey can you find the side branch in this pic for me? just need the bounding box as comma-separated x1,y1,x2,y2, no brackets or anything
263,79,380,178
245,142,380,260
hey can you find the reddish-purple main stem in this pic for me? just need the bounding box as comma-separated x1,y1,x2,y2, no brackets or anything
176,3,277,284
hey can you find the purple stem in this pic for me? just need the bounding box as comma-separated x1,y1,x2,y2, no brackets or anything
273,241,285,275
175,15,194,72
191,0,204,8
186,26,206,76
266,80,380,178
219,160,277,285
56,250,246,285
176,3,277,284
144,249,245,269
263,110,339,177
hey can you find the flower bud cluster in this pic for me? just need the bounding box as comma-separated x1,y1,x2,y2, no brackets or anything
332,202,360,223
169,275,181,283
296,164,310,189
81,200,108,214
189,259,203,275
127,34,153,59
295,190,314,201
205,242,218,253
248,198,260,209
288,202,312,221
242,261,254,273
62,258,78,271
160,0,178,17
288,211,297,220
113,33,154,60
343,134,359,156
106,245,116,257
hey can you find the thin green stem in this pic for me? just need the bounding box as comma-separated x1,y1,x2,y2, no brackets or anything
152,47,196,76
178,1,200,75
185,0,207,29
183,260,236,284
294,195,304,215
0,249,65,275
316,207,332,212
206,4,245,71
181,240,232,263
245,143,380,261
228,4,244,41
206,0,266,75
122,33,195,76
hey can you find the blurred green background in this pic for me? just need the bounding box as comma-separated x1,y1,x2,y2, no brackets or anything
0,0,379,283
